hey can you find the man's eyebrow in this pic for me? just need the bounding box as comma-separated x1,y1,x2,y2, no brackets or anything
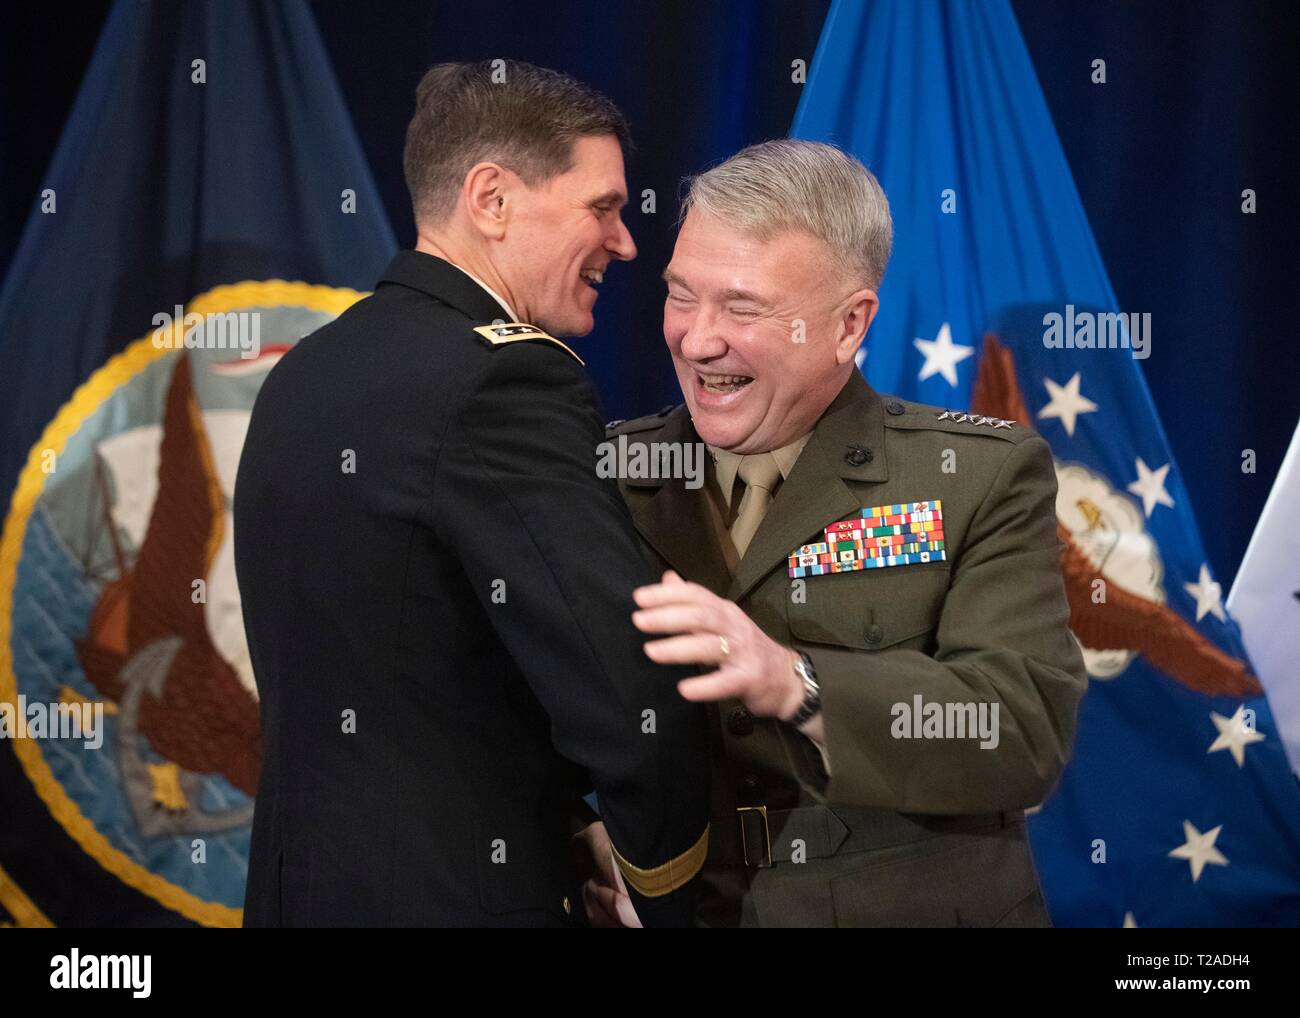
720,287,771,307
661,273,771,306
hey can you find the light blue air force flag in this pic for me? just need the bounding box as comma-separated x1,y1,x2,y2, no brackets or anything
792,0,1300,926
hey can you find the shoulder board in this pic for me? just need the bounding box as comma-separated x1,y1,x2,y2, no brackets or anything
471,322,584,366
605,404,678,438
881,398,1031,444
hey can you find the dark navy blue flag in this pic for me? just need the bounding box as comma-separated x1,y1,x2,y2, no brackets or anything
0,0,394,926
793,0,1300,925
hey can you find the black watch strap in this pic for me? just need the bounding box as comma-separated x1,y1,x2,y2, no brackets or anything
788,651,821,727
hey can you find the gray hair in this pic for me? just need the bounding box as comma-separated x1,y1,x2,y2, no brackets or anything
680,139,893,289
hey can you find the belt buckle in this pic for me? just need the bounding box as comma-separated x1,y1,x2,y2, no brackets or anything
737,805,772,868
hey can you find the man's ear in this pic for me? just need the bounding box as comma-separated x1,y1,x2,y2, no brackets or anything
461,161,511,241
834,288,880,365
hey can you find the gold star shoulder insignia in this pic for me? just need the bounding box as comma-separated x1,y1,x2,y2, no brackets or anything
471,321,584,366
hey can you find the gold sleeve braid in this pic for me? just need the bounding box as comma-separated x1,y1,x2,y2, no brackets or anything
610,827,709,897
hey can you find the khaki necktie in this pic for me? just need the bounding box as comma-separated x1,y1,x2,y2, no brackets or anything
729,453,783,558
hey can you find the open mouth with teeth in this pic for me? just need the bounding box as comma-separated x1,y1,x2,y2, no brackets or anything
579,268,604,289
697,371,755,394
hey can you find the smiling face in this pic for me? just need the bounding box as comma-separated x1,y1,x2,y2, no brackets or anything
497,134,636,337
663,210,878,453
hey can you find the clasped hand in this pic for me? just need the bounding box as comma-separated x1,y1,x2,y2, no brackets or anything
632,570,805,720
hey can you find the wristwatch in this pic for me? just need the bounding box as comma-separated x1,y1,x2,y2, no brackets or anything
787,651,821,727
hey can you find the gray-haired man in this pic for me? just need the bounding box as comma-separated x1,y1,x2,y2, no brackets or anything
579,139,1086,927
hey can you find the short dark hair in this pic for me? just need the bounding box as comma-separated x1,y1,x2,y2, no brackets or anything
402,60,631,227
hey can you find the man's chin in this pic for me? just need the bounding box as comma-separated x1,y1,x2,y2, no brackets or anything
688,406,754,451
538,311,594,339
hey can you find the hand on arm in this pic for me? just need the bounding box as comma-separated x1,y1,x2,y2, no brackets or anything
632,570,822,743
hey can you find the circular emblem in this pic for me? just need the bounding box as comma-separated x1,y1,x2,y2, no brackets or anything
0,281,364,925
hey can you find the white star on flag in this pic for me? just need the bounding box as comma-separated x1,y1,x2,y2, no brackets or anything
913,322,973,387
1168,820,1229,883
1184,563,1226,622
1208,706,1265,767
1038,372,1098,437
1127,457,1175,518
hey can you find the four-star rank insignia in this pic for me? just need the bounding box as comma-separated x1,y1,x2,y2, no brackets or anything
789,500,946,577
472,321,585,365
935,409,1015,428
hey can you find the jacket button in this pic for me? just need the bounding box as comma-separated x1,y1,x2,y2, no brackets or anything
727,706,755,736
865,624,883,645
844,444,873,466
885,400,905,415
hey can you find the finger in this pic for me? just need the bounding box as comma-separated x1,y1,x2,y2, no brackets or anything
609,848,629,896
583,883,624,929
632,604,714,635
644,633,729,666
677,670,748,703
589,881,623,919
614,892,643,929
594,851,621,887
663,570,686,585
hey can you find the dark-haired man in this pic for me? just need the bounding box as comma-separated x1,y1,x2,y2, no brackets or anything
235,60,709,927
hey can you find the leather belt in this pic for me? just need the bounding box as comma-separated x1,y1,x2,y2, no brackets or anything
706,804,1016,868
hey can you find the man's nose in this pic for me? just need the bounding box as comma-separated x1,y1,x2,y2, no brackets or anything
607,215,636,262
677,307,729,362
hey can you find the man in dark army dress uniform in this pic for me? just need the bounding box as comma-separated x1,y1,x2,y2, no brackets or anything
580,140,1087,927
234,62,709,927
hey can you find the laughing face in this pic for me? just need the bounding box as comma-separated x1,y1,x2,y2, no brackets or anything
498,134,636,337
662,210,879,454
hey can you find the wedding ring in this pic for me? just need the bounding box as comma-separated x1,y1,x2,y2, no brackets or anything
719,635,730,657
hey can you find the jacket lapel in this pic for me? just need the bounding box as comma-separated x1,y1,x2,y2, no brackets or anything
621,408,733,597
727,372,890,604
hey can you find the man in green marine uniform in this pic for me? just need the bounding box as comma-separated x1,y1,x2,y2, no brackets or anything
576,139,1088,928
